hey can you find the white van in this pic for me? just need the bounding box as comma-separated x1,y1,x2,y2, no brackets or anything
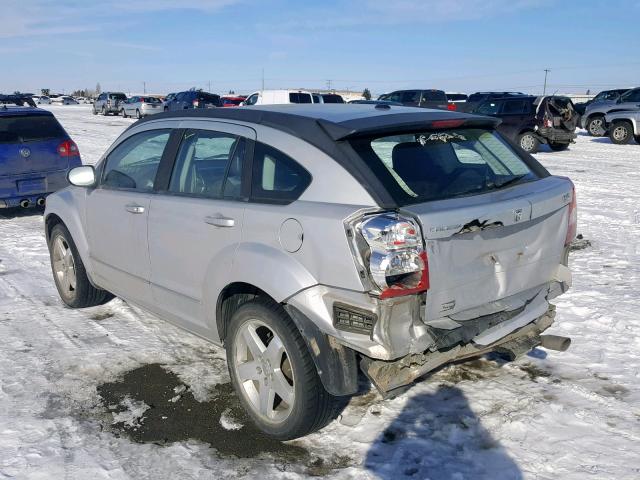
243,89,315,106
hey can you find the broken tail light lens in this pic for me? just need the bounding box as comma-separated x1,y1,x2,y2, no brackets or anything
357,213,429,299
565,184,577,246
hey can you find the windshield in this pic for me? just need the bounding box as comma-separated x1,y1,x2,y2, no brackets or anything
350,128,538,205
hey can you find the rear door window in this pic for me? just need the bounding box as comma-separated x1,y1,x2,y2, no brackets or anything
401,91,421,103
102,129,170,191
0,115,66,143
169,130,243,199
475,101,501,115
289,92,312,104
251,142,311,203
501,99,530,114
351,128,537,205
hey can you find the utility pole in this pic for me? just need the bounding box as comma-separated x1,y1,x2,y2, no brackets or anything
143,81,146,94
207,80,211,92
261,68,265,91
326,79,332,91
543,69,550,95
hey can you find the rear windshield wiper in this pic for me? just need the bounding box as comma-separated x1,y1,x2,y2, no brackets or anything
490,174,528,190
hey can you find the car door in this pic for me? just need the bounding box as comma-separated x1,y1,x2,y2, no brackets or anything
497,98,532,140
147,122,256,337
615,88,640,111
86,128,172,307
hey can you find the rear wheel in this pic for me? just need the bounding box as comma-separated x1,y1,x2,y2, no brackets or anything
586,116,605,137
136,109,142,119
120,109,127,118
101,106,107,116
226,299,340,440
518,132,539,153
549,142,569,151
609,121,633,145
92,107,97,115
49,224,113,308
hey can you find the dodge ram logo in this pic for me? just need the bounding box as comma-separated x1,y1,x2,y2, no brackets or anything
19,147,31,158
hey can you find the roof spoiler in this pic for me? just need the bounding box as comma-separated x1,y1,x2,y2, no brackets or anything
317,114,501,141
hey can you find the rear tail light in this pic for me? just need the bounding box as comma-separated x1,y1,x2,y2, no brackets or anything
447,102,457,111
543,116,553,128
58,140,79,157
192,99,199,107
565,183,577,246
351,213,429,299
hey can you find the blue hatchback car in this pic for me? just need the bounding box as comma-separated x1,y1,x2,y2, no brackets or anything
0,105,81,208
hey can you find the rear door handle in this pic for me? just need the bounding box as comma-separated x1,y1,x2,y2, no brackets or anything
125,204,145,214
204,215,235,228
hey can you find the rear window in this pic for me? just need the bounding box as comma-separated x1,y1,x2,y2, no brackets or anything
0,115,66,143
421,90,447,102
289,93,312,104
351,128,537,206
110,93,127,100
321,94,344,103
467,93,485,102
222,98,243,106
446,93,468,102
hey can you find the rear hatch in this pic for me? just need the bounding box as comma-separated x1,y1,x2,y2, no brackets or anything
420,90,449,110
0,112,71,176
405,177,571,319
350,125,573,320
538,96,579,132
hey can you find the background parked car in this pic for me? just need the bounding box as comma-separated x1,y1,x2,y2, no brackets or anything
0,105,81,208
605,110,640,145
461,91,526,112
581,87,640,136
221,95,247,107
162,93,176,111
377,89,450,110
573,88,630,115
446,92,468,104
51,96,78,105
93,92,128,116
165,90,221,111
119,96,163,118
348,99,403,106
243,89,314,105
470,95,578,153
311,93,345,104
32,96,51,105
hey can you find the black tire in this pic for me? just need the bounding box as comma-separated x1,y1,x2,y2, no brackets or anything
586,115,605,137
136,109,142,119
120,109,127,118
635,135,640,145
517,132,540,153
226,298,341,440
549,142,570,151
48,223,113,308
101,106,108,116
609,121,633,145
92,108,97,115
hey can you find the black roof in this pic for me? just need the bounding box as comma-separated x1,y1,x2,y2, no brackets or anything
133,104,498,142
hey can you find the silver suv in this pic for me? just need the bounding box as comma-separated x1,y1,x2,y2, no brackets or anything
92,92,127,116
44,105,576,439
581,87,640,136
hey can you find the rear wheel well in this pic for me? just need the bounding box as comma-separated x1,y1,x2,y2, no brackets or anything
216,283,273,344
45,213,64,243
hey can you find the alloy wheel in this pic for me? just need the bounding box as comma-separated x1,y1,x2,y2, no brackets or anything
233,319,295,423
612,125,628,142
520,134,535,152
589,118,605,136
52,236,76,295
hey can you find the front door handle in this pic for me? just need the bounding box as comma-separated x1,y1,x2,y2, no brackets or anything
125,204,145,214
204,215,235,228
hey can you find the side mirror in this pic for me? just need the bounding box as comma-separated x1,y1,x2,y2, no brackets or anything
68,165,96,187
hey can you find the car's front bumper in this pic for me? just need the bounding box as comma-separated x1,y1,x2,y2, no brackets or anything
0,169,70,207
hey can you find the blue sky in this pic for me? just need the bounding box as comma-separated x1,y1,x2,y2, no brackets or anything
2,0,638,96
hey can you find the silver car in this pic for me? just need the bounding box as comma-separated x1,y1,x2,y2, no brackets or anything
120,96,163,119
44,105,576,439
581,87,640,136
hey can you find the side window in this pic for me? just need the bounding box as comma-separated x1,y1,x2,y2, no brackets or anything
624,89,640,102
98,93,106,101
169,130,243,199
475,101,501,116
401,91,420,103
102,129,170,191
245,94,258,105
502,100,529,114
251,142,311,203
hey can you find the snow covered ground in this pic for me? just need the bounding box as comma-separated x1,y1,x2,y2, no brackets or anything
1,104,639,479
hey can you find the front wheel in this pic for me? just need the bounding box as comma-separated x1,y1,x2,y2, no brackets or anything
226,299,340,440
518,132,539,153
549,142,569,151
586,116,605,137
609,121,633,145
48,223,113,308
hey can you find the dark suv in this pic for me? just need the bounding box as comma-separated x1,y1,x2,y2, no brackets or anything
165,90,221,111
461,92,526,113
470,96,578,153
377,89,449,110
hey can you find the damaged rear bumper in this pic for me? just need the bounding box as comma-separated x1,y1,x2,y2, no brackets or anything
361,304,555,394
